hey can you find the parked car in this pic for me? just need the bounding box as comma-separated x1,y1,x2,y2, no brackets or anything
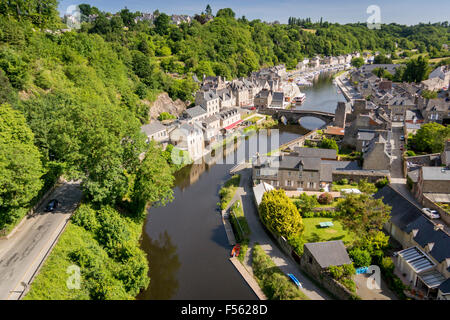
422,208,440,219
400,136,405,141
45,199,60,212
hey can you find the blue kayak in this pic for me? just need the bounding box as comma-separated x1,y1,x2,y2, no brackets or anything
287,273,302,288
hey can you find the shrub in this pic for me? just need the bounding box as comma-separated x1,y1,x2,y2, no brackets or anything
252,245,309,300
338,178,348,185
259,190,304,240
158,112,176,121
71,204,100,232
318,193,333,205
375,177,389,189
349,248,372,268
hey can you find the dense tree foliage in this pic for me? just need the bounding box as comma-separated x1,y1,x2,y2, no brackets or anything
0,104,44,228
409,122,450,153
337,194,391,239
259,189,304,240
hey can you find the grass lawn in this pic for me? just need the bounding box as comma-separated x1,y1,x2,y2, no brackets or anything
303,217,355,245
330,184,359,192
219,174,241,210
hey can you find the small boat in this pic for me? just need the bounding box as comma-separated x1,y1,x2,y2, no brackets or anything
231,244,241,257
294,93,306,104
287,273,302,288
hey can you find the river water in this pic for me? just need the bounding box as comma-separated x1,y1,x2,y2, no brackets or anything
138,72,343,300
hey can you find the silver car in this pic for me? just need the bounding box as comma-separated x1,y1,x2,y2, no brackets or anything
422,208,440,219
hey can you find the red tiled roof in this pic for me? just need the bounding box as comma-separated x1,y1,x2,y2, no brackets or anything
324,126,345,136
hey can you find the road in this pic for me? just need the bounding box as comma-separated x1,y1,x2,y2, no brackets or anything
233,168,332,300
0,181,82,300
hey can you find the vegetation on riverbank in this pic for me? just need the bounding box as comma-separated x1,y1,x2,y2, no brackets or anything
218,174,241,210
252,244,309,300
25,204,149,300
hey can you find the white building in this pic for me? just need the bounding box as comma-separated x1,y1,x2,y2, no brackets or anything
169,123,205,161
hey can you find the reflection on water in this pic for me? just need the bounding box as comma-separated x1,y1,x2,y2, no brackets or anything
137,231,181,300
295,71,346,113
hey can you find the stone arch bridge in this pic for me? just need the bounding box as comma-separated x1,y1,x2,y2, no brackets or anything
259,108,335,125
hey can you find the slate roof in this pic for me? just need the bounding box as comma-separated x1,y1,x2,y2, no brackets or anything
439,278,450,294
357,130,376,141
422,167,450,181
319,161,360,182
272,92,284,102
293,147,337,159
374,186,450,266
304,241,351,268
199,90,219,101
374,185,423,232
141,121,167,136
185,105,207,119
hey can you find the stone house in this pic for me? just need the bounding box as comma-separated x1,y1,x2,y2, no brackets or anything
184,105,208,124
299,241,351,280
362,133,392,171
202,114,221,146
270,92,285,109
141,121,169,144
414,167,450,203
252,155,322,191
218,108,241,130
230,79,252,107
418,97,450,124
374,186,450,299
254,89,273,108
195,90,220,116
215,88,235,109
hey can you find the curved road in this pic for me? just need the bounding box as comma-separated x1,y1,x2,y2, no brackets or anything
0,181,82,300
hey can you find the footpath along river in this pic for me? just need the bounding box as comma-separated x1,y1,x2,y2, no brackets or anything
138,72,344,300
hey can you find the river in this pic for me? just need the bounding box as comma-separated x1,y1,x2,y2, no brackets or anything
138,72,343,300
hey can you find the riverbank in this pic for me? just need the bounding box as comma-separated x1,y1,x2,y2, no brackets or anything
24,204,150,300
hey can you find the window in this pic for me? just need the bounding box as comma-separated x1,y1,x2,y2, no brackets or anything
255,169,260,177
309,256,313,264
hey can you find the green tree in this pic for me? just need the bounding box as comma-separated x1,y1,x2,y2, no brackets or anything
0,104,44,228
216,8,235,19
259,189,304,240
131,143,174,215
409,122,450,153
402,56,430,83
374,55,393,64
337,193,391,239
294,193,319,215
351,57,364,68
319,137,338,151
357,179,377,194
154,13,170,35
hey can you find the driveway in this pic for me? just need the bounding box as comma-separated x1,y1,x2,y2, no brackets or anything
355,273,397,300
0,181,82,300
234,168,332,300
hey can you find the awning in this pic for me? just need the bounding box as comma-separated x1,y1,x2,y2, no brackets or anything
398,247,435,274
224,120,243,131
418,270,446,289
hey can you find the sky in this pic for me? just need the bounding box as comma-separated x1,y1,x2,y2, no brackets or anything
57,0,450,25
